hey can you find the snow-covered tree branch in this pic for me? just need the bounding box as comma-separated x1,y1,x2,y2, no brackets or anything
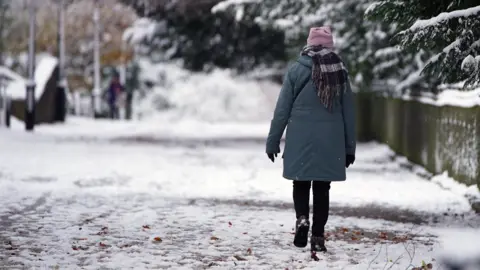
368,0,480,89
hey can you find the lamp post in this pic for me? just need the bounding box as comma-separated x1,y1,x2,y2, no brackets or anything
0,0,6,67
0,0,6,127
55,0,66,122
92,0,101,118
25,0,36,131
0,77,5,127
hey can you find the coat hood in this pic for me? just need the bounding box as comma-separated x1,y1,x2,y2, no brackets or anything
297,55,313,68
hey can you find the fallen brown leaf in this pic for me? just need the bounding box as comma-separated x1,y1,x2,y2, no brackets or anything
142,225,150,229
210,236,220,241
153,237,162,242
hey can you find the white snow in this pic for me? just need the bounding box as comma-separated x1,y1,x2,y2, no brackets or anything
0,119,478,269
1,120,475,215
461,54,476,71
437,228,480,269
5,54,58,101
0,67,27,101
211,0,261,13
373,58,399,73
374,47,401,58
365,2,380,15
134,60,279,122
401,86,480,107
431,172,480,201
395,68,422,92
9,116,271,140
122,17,157,45
33,55,58,99
0,66,25,82
409,5,480,32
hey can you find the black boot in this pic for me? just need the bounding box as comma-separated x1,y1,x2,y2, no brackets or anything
293,216,310,248
311,235,327,252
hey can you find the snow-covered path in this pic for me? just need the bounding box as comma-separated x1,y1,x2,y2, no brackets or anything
0,123,479,269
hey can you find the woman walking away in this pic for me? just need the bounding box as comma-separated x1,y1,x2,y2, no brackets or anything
265,26,356,253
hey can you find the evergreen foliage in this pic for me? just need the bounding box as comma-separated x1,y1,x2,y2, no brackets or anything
121,0,287,72
367,0,480,88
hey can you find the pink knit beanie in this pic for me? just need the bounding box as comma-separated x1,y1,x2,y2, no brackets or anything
307,26,334,48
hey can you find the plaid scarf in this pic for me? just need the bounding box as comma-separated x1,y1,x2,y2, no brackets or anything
301,45,348,111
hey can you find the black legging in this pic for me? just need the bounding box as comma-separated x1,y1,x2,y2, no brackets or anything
293,181,330,237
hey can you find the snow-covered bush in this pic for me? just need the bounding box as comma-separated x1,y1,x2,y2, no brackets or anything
133,59,278,122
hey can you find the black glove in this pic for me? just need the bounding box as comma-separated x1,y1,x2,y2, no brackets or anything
346,154,355,168
267,153,278,163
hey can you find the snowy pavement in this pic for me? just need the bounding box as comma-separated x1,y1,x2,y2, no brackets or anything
0,122,479,269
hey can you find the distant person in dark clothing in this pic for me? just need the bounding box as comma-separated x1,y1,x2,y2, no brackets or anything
107,74,124,119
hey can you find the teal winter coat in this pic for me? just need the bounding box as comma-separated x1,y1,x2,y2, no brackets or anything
266,55,356,181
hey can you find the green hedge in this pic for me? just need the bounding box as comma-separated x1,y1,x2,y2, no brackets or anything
356,92,480,189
